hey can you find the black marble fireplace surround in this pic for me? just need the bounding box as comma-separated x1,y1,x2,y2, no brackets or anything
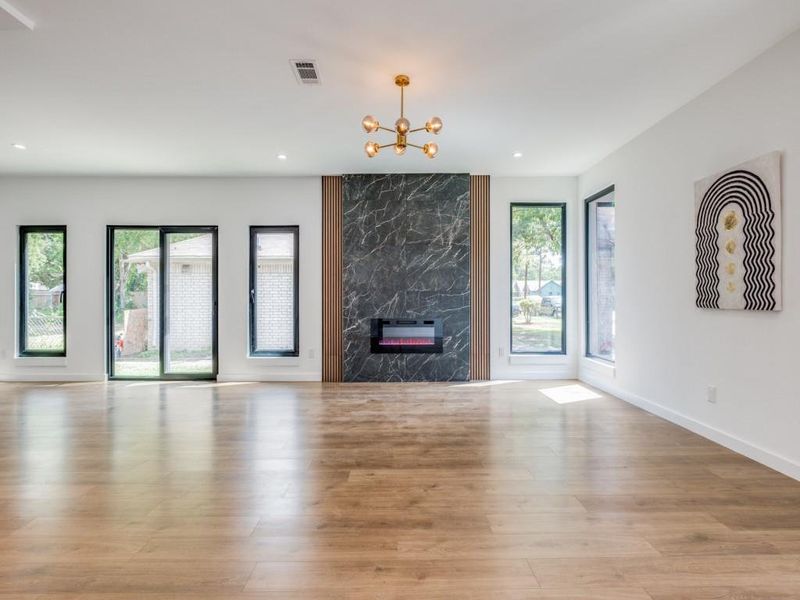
342,174,470,382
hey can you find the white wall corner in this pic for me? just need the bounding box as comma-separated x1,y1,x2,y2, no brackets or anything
579,356,615,381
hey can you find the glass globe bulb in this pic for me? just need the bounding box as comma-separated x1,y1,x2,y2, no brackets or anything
395,117,410,134
362,115,379,133
423,142,439,158
425,116,443,134
394,144,406,156
364,141,380,157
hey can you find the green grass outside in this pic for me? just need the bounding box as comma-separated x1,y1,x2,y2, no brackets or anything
512,315,563,353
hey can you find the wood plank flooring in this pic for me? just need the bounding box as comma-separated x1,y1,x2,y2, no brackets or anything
0,379,798,598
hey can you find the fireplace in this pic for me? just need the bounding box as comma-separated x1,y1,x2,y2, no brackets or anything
370,318,443,354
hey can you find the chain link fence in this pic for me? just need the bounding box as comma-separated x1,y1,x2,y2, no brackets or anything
27,312,64,349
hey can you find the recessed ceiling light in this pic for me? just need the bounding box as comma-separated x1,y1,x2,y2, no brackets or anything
512,151,523,159
276,153,287,160
12,143,27,150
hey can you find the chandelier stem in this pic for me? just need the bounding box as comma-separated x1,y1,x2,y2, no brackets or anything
400,86,404,119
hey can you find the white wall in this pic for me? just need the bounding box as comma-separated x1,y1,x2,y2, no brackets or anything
0,177,321,381
490,176,579,379
578,31,800,479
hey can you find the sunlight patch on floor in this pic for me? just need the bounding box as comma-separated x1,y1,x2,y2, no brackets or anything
540,384,602,404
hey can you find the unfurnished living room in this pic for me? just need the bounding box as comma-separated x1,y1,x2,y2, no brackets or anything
1,1,800,598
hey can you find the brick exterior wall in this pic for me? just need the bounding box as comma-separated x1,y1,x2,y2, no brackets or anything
256,259,295,351
146,261,213,352
146,269,159,349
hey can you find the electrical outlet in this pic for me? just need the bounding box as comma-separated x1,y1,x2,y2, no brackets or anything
308,348,315,359
498,347,505,358
707,386,717,404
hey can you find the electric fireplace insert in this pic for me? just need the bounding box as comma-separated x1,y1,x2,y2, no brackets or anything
370,318,443,354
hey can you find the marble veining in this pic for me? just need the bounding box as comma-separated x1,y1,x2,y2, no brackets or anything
342,174,470,382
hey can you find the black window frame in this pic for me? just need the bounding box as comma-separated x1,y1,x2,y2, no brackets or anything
509,202,567,355
249,225,300,357
19,225,67,357
584,185,616,363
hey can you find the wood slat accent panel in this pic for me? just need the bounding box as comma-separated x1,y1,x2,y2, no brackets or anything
322,176,343,382
470,175,490,380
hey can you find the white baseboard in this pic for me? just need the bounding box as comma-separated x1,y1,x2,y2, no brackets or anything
0,372,106,382
580,372,800,482
0,371,323,383
217,371,321,382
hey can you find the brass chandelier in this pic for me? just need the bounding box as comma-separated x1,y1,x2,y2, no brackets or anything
362,74,442,159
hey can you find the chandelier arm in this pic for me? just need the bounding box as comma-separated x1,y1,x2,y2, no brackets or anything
378,143,397,149
406,143,424,150
407,127,426,134
377,126,395,134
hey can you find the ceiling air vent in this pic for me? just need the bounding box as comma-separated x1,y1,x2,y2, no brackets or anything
291,59,320,84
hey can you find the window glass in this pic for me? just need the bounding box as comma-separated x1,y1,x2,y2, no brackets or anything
510,205,565,354
586,190,616,361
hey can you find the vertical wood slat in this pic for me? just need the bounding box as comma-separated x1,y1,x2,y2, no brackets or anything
470,175,490,381
322,176,343,382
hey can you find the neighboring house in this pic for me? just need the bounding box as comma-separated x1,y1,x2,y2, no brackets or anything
27,282,64,310
123,234,294,354
49,283,65,306
513,280,562,298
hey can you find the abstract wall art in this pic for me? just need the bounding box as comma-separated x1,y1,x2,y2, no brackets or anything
695,151,782,311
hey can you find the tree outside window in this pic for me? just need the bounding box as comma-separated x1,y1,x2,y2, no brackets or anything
511,204,565,354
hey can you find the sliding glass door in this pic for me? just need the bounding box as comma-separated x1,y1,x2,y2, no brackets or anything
108,226,217,379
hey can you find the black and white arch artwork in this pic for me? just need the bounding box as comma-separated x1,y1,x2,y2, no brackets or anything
695,151,781,311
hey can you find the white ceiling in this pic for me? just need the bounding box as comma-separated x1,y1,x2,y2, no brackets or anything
1,0,799,176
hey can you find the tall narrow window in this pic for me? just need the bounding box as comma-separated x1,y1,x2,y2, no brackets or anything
250,226,299,356
510,204,566,354
585,186,616,362
19,226,67,356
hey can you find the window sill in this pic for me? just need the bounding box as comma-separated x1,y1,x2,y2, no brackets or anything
247,356,301,367
508,353,567,365
15,356,68,367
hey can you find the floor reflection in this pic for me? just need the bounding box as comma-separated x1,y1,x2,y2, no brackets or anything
0,380,798,596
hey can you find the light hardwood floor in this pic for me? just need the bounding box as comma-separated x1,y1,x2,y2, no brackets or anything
0,379,799,598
